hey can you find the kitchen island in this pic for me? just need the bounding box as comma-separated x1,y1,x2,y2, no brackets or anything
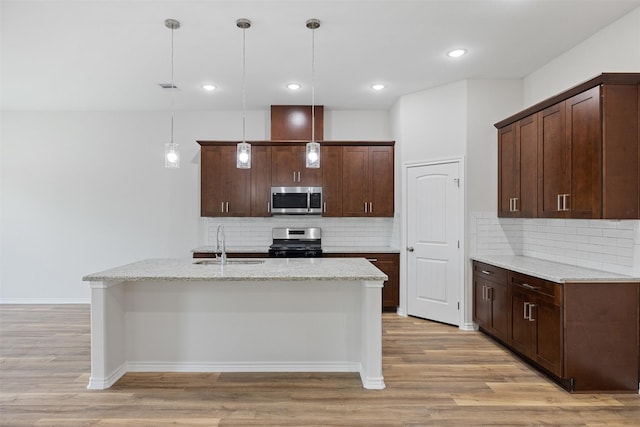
82,257,387,390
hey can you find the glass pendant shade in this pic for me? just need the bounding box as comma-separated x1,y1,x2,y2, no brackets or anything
237,142,251,168
306,141,320,168
165,142,180,168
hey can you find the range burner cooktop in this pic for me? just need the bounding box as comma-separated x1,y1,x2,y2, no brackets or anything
268,227,322,258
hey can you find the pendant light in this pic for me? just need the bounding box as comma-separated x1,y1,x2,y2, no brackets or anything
236,18,251,169
164,18,180,168
305,18,320,169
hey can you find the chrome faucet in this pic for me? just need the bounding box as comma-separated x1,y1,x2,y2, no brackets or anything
216,224,227,264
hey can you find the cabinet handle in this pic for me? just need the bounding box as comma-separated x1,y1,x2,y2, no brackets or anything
406,247,414,252
226,202,229,213
297,171,301,182
521,283,538,291
323,202,326,213
481,270,491,275
513,197,519,212
487,286,493,301
267,202,271,213
366,258,378,262
364,202,368,213
557,194,571,211
369,202,373,213
523,302,530,320
482,285,487,300
221,202,225,213
528,304,537,322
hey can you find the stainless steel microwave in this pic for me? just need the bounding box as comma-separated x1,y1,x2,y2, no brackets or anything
270,187,323,215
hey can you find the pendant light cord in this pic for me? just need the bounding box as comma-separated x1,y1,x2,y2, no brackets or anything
311,25,315,143
170,24,175,144
242,26,247,143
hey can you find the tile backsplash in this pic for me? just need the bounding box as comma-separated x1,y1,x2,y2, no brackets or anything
203,216,399,249
470,212,640,276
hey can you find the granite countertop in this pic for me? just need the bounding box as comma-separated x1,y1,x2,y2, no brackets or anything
83,257,388,282
192,246,267,254
191,246,400,254
472,255,639,283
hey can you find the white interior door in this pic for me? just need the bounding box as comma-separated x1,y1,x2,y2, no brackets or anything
406,161,461,325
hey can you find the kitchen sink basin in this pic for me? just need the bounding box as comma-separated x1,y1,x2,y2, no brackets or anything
193,259,266,266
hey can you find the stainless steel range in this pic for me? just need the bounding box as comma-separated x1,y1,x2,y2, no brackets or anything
268,227,322,257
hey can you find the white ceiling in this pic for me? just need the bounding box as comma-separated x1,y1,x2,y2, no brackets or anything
2,0,640,111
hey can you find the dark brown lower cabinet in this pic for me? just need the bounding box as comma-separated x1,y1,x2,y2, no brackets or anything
472,262,508,342
564,282,640,392
473,260,639,393
508,272,562,377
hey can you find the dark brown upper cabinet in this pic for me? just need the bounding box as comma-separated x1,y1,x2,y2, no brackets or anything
496,73,640,219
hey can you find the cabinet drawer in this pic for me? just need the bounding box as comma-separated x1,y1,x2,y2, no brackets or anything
473,261,507,285
510,271,559,300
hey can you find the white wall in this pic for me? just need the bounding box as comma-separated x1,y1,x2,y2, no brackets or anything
523,7,640,106
0,109,390,302
393,79,523,325
395,81,468,165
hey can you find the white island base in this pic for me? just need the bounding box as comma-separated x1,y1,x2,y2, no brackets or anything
85,258,385,390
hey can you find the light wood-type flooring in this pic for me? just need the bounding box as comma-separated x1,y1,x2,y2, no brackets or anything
1,305,638,426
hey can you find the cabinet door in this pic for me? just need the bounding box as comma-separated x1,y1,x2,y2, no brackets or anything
531,297,562,376
498,123,519,217
473,276,492,329
220,146,251,216
567,87,601,219
201,146,251,217
538,102,570,218
201,146,225,217
500,116,538,218
321,145,343,216
271,146,301,186
342,146,369,216
519,115,538,217
490,280,509,342
271,145,321,187
251,146,272,217
510,287,533,357
369,146,394,217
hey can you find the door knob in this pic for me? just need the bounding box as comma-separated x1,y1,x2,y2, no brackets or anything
407,247,414,252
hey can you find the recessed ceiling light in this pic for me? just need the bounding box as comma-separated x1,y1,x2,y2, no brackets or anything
287,83,301,90
447,48,467,58
371,84,385,91
202,84,216,91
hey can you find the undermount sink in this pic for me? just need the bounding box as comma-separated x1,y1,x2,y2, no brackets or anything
193,259,266,266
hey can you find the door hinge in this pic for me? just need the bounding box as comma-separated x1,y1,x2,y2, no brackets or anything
453,178,460,187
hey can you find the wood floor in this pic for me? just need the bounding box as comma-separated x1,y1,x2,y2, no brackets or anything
1,305,638,426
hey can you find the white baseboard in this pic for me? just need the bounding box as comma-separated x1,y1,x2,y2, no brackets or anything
87,363,127,390
0,298,90,304
126,361,362,373
459,322,478,332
